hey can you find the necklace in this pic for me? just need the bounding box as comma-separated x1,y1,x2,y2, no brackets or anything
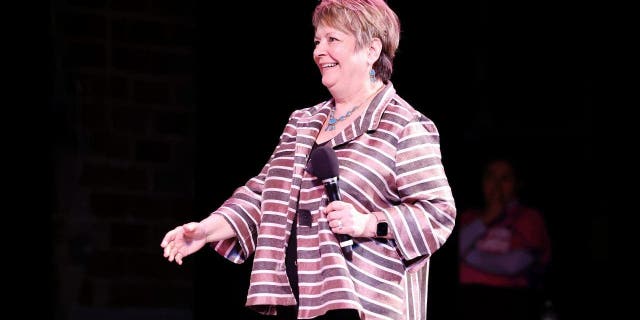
325,105,360,131
325,86,383,131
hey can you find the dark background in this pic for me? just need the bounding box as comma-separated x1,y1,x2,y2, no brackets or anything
194,1,605,319
28,0,606,319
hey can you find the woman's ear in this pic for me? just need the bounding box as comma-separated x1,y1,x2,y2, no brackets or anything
368,37,382,64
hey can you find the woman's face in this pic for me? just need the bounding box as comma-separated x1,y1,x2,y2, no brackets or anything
313,24,370,92
482,160,517,205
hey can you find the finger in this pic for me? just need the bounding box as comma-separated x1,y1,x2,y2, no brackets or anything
326,207,347,221
325,200,346,212
161,230,176,248
162,225,184,247
164,242,173,258
175,252,183,265
169,245,180,262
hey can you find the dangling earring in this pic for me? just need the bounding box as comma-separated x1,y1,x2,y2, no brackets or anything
369,69,376,82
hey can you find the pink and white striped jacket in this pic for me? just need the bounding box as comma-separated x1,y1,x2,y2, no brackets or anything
211,82,456,320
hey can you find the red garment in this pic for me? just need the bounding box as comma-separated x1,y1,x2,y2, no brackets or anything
458,202,551,288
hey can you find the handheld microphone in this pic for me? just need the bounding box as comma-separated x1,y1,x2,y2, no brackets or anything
309,145,353,260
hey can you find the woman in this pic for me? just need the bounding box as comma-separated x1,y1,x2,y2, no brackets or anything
458,157,552,320
161,1,456,319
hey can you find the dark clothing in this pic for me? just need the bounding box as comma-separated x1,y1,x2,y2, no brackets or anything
285,211,299,301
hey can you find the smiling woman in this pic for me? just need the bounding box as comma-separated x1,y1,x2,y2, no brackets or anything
164,1,457,319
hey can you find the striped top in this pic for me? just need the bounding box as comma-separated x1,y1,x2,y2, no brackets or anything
211,82,456,319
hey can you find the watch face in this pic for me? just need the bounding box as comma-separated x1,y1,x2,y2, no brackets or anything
376,222,388,237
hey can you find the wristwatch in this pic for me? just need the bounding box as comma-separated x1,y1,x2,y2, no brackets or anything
375,213,388,237
376,220,389,237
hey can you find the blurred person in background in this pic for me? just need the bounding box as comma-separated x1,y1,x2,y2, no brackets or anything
458,156,552,320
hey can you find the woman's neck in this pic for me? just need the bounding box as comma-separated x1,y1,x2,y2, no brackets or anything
332,81,384,112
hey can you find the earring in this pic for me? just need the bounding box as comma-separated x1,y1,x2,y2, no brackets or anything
369,69,376,82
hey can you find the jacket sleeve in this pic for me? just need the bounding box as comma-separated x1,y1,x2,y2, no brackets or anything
210,111,301,263
382,114,457,271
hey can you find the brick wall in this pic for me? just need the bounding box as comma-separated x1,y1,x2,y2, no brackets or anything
50,1,196,319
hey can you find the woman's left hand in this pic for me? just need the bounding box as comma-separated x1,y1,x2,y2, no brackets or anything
324,200,372,237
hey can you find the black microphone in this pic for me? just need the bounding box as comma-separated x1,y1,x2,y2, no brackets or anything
309,145,353,260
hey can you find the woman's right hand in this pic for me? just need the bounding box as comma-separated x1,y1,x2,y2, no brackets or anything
161,222,208,265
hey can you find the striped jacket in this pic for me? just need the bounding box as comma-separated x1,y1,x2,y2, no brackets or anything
211,82,456,319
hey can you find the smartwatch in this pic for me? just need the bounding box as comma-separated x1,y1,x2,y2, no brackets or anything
376,220,389,237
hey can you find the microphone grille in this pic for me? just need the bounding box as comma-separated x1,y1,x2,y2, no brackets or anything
308,144,340,179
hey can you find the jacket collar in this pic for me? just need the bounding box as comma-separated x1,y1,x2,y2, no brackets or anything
307,82,396,147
